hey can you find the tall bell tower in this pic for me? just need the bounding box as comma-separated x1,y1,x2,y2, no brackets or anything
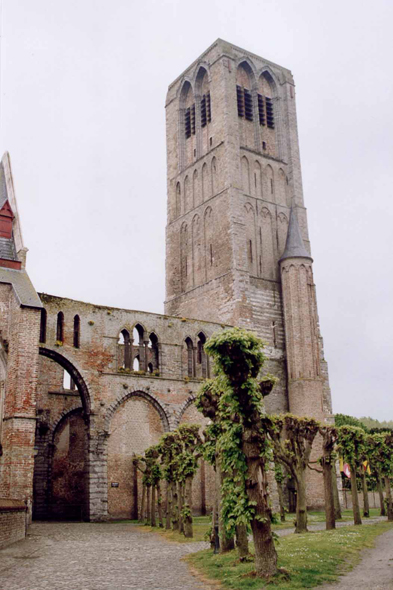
164,39,332,431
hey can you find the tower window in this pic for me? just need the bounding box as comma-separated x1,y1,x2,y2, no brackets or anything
244,89,253,121
206,92,211,122
185,108,191,139
265,97,274,128
191,104,196,135
257,94,265,125
262,141,267,150
236,85,244,117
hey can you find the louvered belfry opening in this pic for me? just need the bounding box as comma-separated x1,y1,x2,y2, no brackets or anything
265,96,274,128
236,86,253,121
258,94,265,125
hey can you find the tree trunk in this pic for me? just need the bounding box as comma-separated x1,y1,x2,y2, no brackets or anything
146,485,151,525
331,464,342,520
235,524,249,561
157,481,164,527
165,482,172,530
276,480,286,522
184,475,193,538
322,460,335,530
217,461,235,552
172,483,179,530
295,470,308,533
211,474,219,550
350,464,362,525
377,477,385,516
242,434,277,578
384,477,393,521
139,484,146,523
151,485,156,527
361,471,369,518
178,482,184,534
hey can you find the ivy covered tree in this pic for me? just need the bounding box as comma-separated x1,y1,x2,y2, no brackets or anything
200,327,278,579
157,432,181,530
263,414,320,533
337,425,366,525
176,424,202,538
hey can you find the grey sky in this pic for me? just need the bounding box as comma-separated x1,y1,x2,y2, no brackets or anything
1,0,392,420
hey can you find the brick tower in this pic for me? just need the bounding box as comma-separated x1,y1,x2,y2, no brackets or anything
164,39,332,431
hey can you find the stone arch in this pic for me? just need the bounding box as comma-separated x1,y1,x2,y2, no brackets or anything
106,390,170,519
194,63,212,91
176,393,197,426
236,58,257,89
39,347,91,415
276,168,288,206
104,389,170,434
179,79,195,169
244,202,257,276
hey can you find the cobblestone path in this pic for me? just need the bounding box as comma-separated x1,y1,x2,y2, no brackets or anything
0,522,209,590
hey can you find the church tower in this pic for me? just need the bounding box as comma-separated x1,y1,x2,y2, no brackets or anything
164,39,332,424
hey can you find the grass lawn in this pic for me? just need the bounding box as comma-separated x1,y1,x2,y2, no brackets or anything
273,508,382,530
135,516,212,543
186,522,393,589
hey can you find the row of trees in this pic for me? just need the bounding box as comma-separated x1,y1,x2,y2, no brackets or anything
135,328,393,580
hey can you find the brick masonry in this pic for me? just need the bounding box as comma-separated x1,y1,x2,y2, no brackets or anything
0,40,334,538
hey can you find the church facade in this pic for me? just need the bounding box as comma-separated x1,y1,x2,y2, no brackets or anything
0,40,332,536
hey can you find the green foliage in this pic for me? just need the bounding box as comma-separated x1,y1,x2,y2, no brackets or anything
360,416,393,431
337,425,367,469
334,413,368,431
367,433,393,479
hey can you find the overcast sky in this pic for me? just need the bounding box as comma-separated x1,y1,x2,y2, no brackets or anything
0,0,392,421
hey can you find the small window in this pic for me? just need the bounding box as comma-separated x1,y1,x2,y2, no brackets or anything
201,95,207,127
185,338,194,377
191,104,196,135
73,315,80,348
249,240,253,263
210,244,213,266
56,312,64,343
206,92,211,122
39,308,47,344
236,85,244,117
270,178,274,194
185,108,191,139
209,137,212,147
262,141,267,150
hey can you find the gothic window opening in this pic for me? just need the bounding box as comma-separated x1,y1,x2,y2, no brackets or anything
248,240,253,263
236,85,244,117
148,332,159,371
56,312,64,343
118,329,131,369
209,244,213,266
73,315,80,348
133,356,140,371
147,363,153,374
40,308,47,344
197,332,208,378
244,89,253,121
185,337,194,377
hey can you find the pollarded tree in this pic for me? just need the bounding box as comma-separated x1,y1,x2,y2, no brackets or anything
367,433,386,516
368,432,393,521
263,414,320,533
144,446,163,527
157,432,182,530
337,425,366,525
203,327,278,579
176,423,202,538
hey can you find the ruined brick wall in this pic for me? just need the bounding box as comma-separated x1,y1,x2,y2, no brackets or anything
0,500,27,549
0,284,41,518
34,294,227,521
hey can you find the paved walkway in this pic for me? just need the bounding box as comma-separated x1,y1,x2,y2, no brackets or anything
320,527,393,589
0,522,208,590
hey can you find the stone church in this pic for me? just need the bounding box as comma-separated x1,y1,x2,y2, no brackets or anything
0,39,332,543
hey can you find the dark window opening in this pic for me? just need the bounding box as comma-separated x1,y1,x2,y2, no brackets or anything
270,178,274,194
236,85,244,117
209,137,212,146
257,94,265,125
206,92,211,122
209,244,213,266
185,337,194,377
272,321,277,348
39,308,47,344
194,148,196,157
56,312,64,343
147,363,153,374
244,89,253,121
197,332,208,378
262,141,267,150
185,108,191,139
265,97,274,128
148,333,159,371
201,96,206,127
73,315,80,348
191,104,196,135
254,173,257,188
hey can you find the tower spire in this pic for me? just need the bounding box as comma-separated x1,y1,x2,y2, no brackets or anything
280,205,312,262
